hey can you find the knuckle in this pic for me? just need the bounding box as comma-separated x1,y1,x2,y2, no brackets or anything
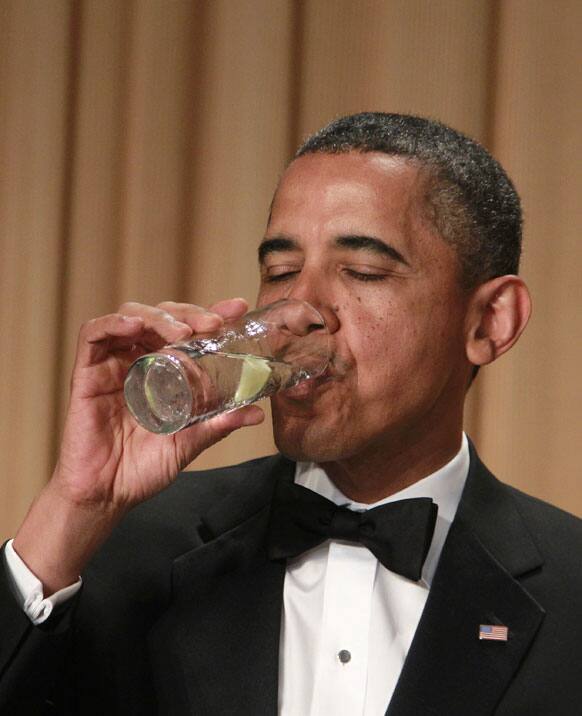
118,301,141,313
157,301,179,310
81,316,104,334
158,301,204,315
156,303,184,320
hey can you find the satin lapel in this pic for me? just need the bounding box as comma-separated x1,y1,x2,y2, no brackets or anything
387,450,545,716
148,456,293,716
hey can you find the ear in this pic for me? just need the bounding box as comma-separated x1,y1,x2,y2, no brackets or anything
465,275,532,366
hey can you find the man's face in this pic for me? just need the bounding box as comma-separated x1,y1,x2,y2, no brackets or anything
257,151,473,466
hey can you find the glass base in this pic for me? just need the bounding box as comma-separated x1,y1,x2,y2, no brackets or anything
124,354,193,434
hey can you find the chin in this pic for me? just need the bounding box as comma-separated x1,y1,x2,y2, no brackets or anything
275,436,340,464
272,411,349,463
270,384,357,462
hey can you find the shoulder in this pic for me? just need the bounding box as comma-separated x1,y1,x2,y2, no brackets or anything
461,442,582,581
465,444,582,591
503,482,582,562
465,440,581,539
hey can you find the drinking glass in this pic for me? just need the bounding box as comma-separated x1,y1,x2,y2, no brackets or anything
124,299,330,434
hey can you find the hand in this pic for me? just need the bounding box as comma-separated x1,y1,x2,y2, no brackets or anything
13,299,265,593
54,298,264,510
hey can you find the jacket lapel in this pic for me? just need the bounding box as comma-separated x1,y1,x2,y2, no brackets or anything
147,456,293,716
147,448,546,715
387,448,545,716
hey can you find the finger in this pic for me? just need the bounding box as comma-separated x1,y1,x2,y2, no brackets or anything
208,297,249,320
74,314,146,368
117,302,195,344
174,404,265,459
196,404,265,438
156,301,225,333
80,314,146,354
214,404,265,430
81,314,145,345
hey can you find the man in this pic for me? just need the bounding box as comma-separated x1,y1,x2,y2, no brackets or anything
1,113,581,715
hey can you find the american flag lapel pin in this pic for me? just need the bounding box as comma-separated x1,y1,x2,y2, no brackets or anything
479,624,509,642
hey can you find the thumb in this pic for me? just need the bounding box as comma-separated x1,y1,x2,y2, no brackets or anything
174,404,265,462
210,404,265,433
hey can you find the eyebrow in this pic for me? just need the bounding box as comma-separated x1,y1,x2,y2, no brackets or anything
335,235,410,266
258,236,299,263
258,233,409,267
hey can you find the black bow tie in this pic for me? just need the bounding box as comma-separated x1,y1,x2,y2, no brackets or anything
267,480,438,582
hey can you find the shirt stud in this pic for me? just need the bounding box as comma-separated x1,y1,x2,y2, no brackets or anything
338,649,351,664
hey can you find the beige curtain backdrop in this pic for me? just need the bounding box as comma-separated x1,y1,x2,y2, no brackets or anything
1,0,580,541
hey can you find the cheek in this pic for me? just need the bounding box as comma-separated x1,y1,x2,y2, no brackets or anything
345,307,397,391
345,297,441,387
343,292,394,335
345,293,408,355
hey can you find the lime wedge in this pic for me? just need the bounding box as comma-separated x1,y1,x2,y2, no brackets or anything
234,355,272,404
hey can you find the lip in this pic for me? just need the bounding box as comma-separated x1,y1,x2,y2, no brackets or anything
280,369,335,400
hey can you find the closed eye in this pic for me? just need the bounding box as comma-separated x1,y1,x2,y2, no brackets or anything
265,273,297,283
262,268,300,283
344,268,388,282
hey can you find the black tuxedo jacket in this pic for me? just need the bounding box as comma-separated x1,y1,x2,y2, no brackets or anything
1,443,581,715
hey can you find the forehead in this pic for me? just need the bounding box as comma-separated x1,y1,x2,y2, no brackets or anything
272,152,424,214
267,151,446,263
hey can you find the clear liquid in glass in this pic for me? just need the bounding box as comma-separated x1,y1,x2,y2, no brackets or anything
124,348,299,434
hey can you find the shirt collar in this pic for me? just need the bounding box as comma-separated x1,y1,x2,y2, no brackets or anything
294,433,470,587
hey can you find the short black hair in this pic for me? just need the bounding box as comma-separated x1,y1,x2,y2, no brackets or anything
296,112,522,289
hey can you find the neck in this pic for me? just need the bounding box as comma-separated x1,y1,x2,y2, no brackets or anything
320,429,464,504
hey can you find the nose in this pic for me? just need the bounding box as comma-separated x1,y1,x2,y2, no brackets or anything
284,273,340,335
311,303,340,335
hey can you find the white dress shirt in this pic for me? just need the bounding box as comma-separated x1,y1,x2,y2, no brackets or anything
6,435,469,715
278,434,470,715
